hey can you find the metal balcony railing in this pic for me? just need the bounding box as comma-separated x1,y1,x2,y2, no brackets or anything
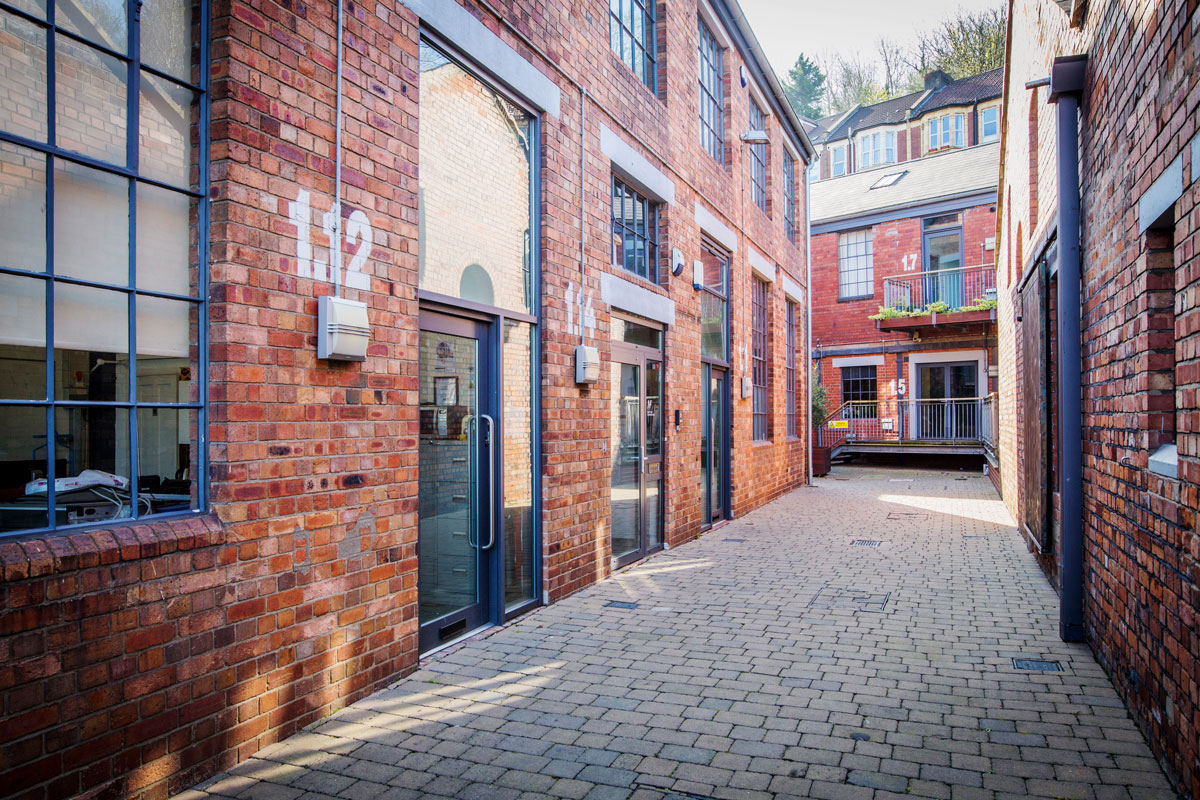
817,394,998,451
882,265,997,313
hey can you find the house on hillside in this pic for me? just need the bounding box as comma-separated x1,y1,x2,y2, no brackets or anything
810,68,1003,180
807,71,1002,481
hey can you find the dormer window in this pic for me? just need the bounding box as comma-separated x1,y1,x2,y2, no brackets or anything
981,106,1000,142
928,114,965,151
858,131,896,168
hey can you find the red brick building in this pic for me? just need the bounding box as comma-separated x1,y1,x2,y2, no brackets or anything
0,0,813,796
809,125,1000,468
995,0,1199,795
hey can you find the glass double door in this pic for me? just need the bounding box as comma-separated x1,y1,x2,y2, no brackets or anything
916,362,978,440
418,314,497,651
701,363,728,525
609,350,663,568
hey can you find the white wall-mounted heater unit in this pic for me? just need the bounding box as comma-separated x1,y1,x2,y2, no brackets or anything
318,296,370,361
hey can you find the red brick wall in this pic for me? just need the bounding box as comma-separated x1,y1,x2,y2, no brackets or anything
997,1,1200,795
0,0,812,797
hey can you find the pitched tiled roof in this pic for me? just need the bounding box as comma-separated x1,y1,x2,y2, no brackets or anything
914,68,1004,114
816,68,1004,144
810,142,999,226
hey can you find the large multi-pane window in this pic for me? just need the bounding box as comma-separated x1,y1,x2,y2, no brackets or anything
0,0,206,535
783,151,796,242
785,300,797,437
751,277,769,441
611,176,659,282
842,365,877,419
609,0,656,91
697,19,724,165
698,243,728,361
838,229,875,298
749,100,767,211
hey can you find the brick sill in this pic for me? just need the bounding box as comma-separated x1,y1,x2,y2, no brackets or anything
838,294,874,303
0,511,225,582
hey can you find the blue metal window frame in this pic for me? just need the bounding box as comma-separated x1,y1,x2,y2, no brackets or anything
785,299,796,437
751,276,769,440
0,0,210,538
611,176,659,283
749,100,767,211
783,151,796,242
697,19,724,166
608,0,657,92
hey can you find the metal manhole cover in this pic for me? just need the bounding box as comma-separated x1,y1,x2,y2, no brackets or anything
605,600,639,609
886,512,928,520
1013,658,1063,672
851,540,881,547
808,586,892,612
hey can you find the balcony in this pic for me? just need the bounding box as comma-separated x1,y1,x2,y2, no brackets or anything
874,265,997,331
816,394,996,457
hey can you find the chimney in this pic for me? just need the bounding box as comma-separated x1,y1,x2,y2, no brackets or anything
924,70,951,91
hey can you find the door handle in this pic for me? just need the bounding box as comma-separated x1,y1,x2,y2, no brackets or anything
480,414,496,550
466,415,477,549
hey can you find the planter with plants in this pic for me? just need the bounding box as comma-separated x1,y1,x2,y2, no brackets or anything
870,297,996,329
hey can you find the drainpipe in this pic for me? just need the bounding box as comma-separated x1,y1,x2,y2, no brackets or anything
332,0,344,296
1048,54,1087,643
805,152,814,484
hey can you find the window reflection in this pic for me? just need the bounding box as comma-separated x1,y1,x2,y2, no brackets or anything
503,320,536,610
418,41,535,315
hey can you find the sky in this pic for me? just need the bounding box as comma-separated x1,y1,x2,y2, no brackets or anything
737,0,985,80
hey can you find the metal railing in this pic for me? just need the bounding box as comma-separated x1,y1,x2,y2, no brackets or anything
817,394,998,451
882,264,996,313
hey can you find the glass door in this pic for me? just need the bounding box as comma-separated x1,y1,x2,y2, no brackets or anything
923,226,964,308
917,362,978,440
701,364,727,524
418,314,496,652
609,349,664,569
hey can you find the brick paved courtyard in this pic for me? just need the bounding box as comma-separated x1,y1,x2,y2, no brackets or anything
184,467,1178,800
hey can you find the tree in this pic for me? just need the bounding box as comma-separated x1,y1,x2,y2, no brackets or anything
906,5,1006,79
820,52,887,115
780,54,826,120
875,38,907,98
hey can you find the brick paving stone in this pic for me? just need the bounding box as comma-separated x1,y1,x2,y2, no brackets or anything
185,468,1176,800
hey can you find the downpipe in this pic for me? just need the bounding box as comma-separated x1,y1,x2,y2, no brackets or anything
1048,55,1087,643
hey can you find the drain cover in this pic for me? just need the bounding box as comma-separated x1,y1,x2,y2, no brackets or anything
886,512,928,520
724,538,747,543
809,586,891,612
851,540,881,547
1013,658,1063,672
605,600,639,609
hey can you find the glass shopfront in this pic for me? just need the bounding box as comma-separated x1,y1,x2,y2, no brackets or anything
609,316,663,568
417,38,540,650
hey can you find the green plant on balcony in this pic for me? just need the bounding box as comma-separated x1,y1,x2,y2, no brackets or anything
869,296,996,320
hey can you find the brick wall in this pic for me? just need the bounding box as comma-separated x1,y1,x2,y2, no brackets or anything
0,0,812,797
996,0,1200,795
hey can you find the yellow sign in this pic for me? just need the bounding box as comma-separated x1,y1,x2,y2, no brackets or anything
828,420,849,429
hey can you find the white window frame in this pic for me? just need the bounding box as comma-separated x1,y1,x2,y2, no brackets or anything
832,145,846,176
981,106,999,142
954,113,965,147
837,229,875,299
